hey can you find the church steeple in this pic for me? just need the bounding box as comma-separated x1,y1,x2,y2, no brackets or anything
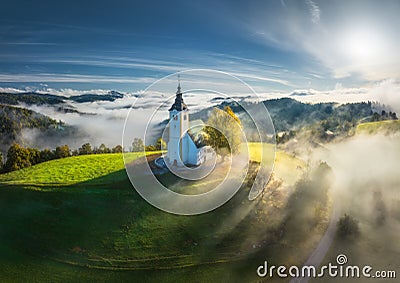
177,74,181,94
169,75,187,111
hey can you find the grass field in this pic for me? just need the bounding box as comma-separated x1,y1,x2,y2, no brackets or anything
0,144,319,282
356,120,400,135
0,152,154,187
247,143,304,186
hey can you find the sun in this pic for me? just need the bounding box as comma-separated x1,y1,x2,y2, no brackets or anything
340,27,385,66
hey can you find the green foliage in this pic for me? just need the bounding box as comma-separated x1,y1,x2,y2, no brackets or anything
28,147,40,165
144,145,156,151
112,145,123,153
0,104,59,152
204,106,242,156
143,138,167,152
93,143,111,154
337,214,359,239
1,142,138,173
3,144,43,172
155,138,166,151
371,110,398,121
283,162,332,235
4,143,32,172
356,120,400,135
39,148,55,163
195,98,377,142
131,138,144,152
0,151,3,171
0,152,146,185
55,145,71,159
79,143,93,155
370,112,381,122
0,92,65,105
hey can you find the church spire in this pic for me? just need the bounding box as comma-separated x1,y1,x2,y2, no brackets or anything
177,74,181,94
169,74,187,111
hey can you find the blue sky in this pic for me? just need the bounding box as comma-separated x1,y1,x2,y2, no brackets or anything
1,0,400,99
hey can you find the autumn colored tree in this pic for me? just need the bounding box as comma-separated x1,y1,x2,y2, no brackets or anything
203,106,242,157
155,138,166,151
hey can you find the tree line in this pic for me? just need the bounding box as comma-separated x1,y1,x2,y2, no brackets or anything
131,137,166,152
0,137,168,174
0,106,240,174
370,110,398,122
0,143,121,173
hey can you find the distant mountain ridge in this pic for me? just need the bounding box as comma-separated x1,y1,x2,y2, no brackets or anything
0,90,125,105
69,90,124,103
0,92,65,105
0,90,396,154
190,97,375,132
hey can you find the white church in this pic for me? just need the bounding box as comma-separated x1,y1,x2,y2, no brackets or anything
166,81,214,167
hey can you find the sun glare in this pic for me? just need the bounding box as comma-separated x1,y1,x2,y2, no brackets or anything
340,27,385,65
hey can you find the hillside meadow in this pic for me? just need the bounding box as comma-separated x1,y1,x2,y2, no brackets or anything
356,120,400,135
0,143,329,282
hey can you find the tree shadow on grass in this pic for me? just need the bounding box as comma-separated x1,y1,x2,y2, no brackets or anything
0,155,284,282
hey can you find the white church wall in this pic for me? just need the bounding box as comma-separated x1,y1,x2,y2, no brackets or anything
167,109,191,166
167,109,181,166
187,134,200,165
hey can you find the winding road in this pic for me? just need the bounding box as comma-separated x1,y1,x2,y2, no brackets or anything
289,199,341,283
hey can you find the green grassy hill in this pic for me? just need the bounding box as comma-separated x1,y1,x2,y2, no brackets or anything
356,120,400,135
0,145,319,282
0,152,146,187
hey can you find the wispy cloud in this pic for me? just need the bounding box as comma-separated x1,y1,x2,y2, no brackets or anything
305,0,320,24
229,71,291,87
0,73,155,84
0,51,302,89
244,0,400,81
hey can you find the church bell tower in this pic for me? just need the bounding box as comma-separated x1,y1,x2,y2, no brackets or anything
167,76,189,166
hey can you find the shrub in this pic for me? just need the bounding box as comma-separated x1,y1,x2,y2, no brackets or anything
337,214,359,238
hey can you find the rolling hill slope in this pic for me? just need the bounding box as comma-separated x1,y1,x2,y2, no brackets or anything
0,152,146,187
0,144,317,282
356,120,400,135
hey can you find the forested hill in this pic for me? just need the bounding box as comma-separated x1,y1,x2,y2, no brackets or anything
186,97,398,143
0,104,61,152
262,98,374,132
0,92,65,105
0,90,124,105
191,97,377,132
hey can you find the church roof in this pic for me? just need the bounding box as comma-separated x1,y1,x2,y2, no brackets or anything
169,82,188,111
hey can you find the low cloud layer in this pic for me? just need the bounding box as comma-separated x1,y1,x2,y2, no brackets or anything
4,76,400,150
